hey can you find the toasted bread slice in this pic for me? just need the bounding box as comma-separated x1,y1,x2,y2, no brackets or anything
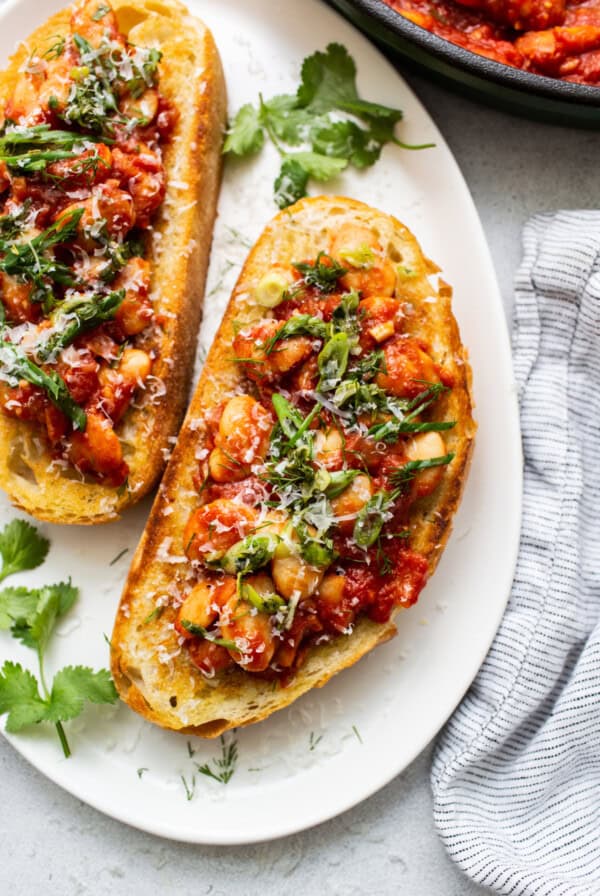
0,0,226,524
111,196,475,736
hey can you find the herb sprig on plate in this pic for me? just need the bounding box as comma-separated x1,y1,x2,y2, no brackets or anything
0,520,118,757
224,43,434,208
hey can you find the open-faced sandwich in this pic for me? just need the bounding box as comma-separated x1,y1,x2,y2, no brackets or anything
0,0,226,523
111,196,475,736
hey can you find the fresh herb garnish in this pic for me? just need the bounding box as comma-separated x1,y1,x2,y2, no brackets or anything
180,620,238,652
62,34,161,135
0,124,103,176
142,605,163,625
180,772,196,801
196,733,238,785
318,331,350,391
0,577,118,756
240,578,286,614
0,338,86,430
293,252,347,293
37,289,125,360
109,547,129,567
389,454,455,488
0,520,49,584
354,454,454,548
224,43,434,207
309,731,323,751
137,766,148,779
0,207,83,310
43,36,66,61
352,724,363,744
92,4,111,20
0,202,32,242
367,383,455,443
353,490,396,548
263,314,327,356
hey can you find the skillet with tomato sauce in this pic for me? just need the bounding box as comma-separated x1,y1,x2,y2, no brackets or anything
385,0,600,83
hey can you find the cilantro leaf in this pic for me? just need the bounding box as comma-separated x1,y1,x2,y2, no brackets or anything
50,579,78,617
12,587,59,653
274,158,309,209
0,661,47,732
284,151,347,182
10,581,77,654
311,119,381,168
0,587,41,630
297,43,357,112
262,95,310,145
0,520,49,583
339,98,403,124
46,666,118,722
223,103,264,156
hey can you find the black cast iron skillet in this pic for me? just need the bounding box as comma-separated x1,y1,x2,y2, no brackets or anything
328,0,600,127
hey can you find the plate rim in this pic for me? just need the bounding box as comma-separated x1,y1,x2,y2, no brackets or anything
0,0,523,844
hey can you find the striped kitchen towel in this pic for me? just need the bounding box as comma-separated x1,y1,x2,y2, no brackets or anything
431,211,600,896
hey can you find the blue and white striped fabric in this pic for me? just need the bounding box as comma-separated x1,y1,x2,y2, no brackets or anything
431,211,600,896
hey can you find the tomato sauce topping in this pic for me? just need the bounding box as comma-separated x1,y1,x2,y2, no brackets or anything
174,223,457,683
0,0,176,486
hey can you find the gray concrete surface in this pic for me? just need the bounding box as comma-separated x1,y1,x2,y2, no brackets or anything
2,64,598,896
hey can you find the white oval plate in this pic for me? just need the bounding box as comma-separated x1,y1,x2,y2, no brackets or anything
0,0,522,844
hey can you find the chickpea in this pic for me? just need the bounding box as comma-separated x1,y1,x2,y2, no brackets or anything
314,573,354,632
119,348,152,383
184,499,257,563
71,0,120,46
120,89,159,124
271,550,324,601
232,320,313,382
61,182,136,249
377,336,440,399
0,273,38,324
207,395,272,484
404,431,448,498
67,409,128,486
47,144,113,189
176,580,219,638
243,572,281,606
98,348,151,422
220,591,277,673
330,224,396,297
218,395,272,466
208,446,247,483
330,474,374,534
271,334,314,375
313,428,343,471
113,257,153,337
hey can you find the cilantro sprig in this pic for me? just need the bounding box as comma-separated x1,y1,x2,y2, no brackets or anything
0,520,118,756
224,43,434,208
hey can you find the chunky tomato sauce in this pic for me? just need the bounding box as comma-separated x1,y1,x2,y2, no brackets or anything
0,0,175,485
175,229,456,683
385,0,600,84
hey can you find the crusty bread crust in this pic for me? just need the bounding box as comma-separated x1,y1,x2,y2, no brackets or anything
111,197,476,736
0,0,227,524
